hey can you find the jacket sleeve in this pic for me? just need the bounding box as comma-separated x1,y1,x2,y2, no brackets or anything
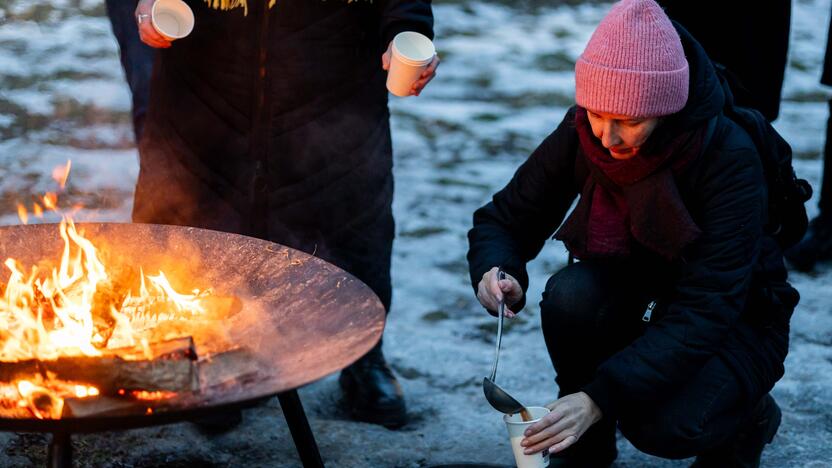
467,110,580,312
379,0,434,48
582,145,765,418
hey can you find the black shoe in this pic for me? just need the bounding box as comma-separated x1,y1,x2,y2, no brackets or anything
691,394,781,468
339,345,407,429
784,214,832,272
192,408,244,435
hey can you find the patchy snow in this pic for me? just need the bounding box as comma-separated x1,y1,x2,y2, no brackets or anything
0,0,830,466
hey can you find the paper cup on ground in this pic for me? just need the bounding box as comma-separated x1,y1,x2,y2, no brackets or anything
386,31,435,97
504,407,551,468
152,0,195,41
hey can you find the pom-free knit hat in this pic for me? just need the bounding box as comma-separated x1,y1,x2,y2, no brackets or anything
575,0,689,118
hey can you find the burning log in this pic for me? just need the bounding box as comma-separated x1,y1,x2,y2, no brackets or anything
61,396,146,418
46,347,262,419
2,356,198,395
110,336,197,361
0,337,200,394
49,347,262,419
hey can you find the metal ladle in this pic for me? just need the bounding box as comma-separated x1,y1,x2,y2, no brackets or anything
482,270,526,414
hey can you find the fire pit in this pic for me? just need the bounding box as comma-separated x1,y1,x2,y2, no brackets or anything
0,222,385,467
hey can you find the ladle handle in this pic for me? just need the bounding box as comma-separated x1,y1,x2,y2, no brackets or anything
489,269,507,382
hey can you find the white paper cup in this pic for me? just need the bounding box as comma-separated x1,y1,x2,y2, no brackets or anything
504,407,551,468
152,0,195,41
386,31,435,97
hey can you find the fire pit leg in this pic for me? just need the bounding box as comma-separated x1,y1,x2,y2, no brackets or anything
277,390,324,468
47,432,72,468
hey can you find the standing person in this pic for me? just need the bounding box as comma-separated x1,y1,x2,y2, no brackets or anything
785,9,832,271
468,0,795,466
134,0,438,429
105,0,154,142
657,0,791,123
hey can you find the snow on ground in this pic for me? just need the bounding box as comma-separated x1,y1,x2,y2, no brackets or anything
0,0,830,466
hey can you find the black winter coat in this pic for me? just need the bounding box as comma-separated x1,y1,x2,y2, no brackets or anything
467,25,797,417
133,0,433,309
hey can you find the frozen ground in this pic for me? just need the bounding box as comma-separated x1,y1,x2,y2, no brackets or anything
0,0,831,466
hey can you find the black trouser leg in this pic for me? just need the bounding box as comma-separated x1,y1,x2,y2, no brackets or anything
104,0,155,142
539,260,656,466
819,98,832,216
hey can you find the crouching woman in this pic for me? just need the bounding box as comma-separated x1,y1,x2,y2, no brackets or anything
466,0,797,466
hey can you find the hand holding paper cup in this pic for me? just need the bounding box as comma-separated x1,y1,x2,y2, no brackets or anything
151,0,194,41
504,407,551,468
386,31,436,97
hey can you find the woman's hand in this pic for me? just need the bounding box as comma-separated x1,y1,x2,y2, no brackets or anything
381,41,440,96
476,266,523,317
136,0,172,49
521,392,602,455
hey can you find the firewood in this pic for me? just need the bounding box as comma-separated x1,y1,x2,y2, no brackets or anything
48,355,197,394
61,396,146,418
0,360,39,383
0,404,36,419
0,337,200,394
105,336,197,361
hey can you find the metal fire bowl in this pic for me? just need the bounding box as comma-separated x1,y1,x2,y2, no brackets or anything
0,223,385,433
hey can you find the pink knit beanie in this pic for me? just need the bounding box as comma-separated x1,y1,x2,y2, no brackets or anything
575,0,689,118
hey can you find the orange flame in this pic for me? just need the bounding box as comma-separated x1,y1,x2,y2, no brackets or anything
52,160,71,190
16,205,28,225
1,218,206,358
42,193,57,210
131,390,175,401
17,380,64,419
2,161,207,418
73,385,99,398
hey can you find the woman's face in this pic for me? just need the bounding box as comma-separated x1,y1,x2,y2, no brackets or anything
586,109,660,160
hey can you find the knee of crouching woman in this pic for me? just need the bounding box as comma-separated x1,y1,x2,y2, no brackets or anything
539,261,608,337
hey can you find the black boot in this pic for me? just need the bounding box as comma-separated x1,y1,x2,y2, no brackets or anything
339,342,407,429
784,214,832,272
691,394,782,468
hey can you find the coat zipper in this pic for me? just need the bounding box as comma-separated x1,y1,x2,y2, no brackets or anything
255,3,269,118
250,2,271,238
642,301,656,322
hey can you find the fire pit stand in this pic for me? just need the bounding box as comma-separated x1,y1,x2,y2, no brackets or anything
30,389,323,468
279,391,324,467
48,432,71,468
0,223,387,468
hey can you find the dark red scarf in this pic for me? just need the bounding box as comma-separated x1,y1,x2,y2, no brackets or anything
554,107,706,260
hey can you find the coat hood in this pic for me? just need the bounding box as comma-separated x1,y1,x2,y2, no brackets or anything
668,22,725,130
